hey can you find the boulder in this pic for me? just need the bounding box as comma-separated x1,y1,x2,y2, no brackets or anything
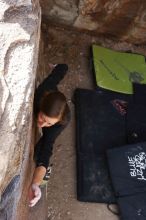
74,0,146,44
40,0,146,44
0,0,41,219
40,0,78,25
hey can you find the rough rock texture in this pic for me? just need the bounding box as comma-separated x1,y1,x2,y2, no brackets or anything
40,0,78,25
40,0,146,44
0,0,41,219
75,0,146,44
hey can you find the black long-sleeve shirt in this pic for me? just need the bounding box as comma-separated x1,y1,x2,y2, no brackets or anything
33,64,70,169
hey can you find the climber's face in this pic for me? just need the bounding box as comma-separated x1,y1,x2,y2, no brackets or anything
37,112,59,128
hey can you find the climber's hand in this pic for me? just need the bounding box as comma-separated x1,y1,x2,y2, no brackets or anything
49,63,57,70
28,183,42,207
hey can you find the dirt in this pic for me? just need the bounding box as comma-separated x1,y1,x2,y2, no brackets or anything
28,20,146,220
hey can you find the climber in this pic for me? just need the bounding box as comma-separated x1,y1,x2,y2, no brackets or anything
28,63,70,207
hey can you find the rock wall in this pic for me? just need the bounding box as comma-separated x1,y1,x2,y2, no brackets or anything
0,0,41,219
40,0,146,44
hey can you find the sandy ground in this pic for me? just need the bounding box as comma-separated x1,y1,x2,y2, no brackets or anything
27,21,146,220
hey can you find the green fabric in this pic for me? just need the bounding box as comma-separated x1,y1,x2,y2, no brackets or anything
92,45,146,94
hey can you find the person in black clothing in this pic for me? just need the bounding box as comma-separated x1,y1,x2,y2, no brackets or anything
28,64,70,207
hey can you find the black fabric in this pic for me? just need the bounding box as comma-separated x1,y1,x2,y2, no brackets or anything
33,64,70,169
133,83,146,105
107,143,146,197
126,83,146,144
126,104,146,144
34,64,68,117
107,84,146,220
34,123,68,169
75,84,146,204
77,153,115,203
106,84,146,219
118,193,146,220
107,142,146,220
74,88,133,203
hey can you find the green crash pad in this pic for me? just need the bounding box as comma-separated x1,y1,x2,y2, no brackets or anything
92,45,146,94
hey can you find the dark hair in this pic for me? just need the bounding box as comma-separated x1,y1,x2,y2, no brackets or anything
40,91,69,124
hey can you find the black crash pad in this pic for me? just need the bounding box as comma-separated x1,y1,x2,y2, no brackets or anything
74,88,132,203
107,142,146,220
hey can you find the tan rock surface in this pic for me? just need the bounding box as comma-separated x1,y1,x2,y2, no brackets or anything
75,0,146,44
40,0,146,44
0,0,41,219
40,0,78,25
